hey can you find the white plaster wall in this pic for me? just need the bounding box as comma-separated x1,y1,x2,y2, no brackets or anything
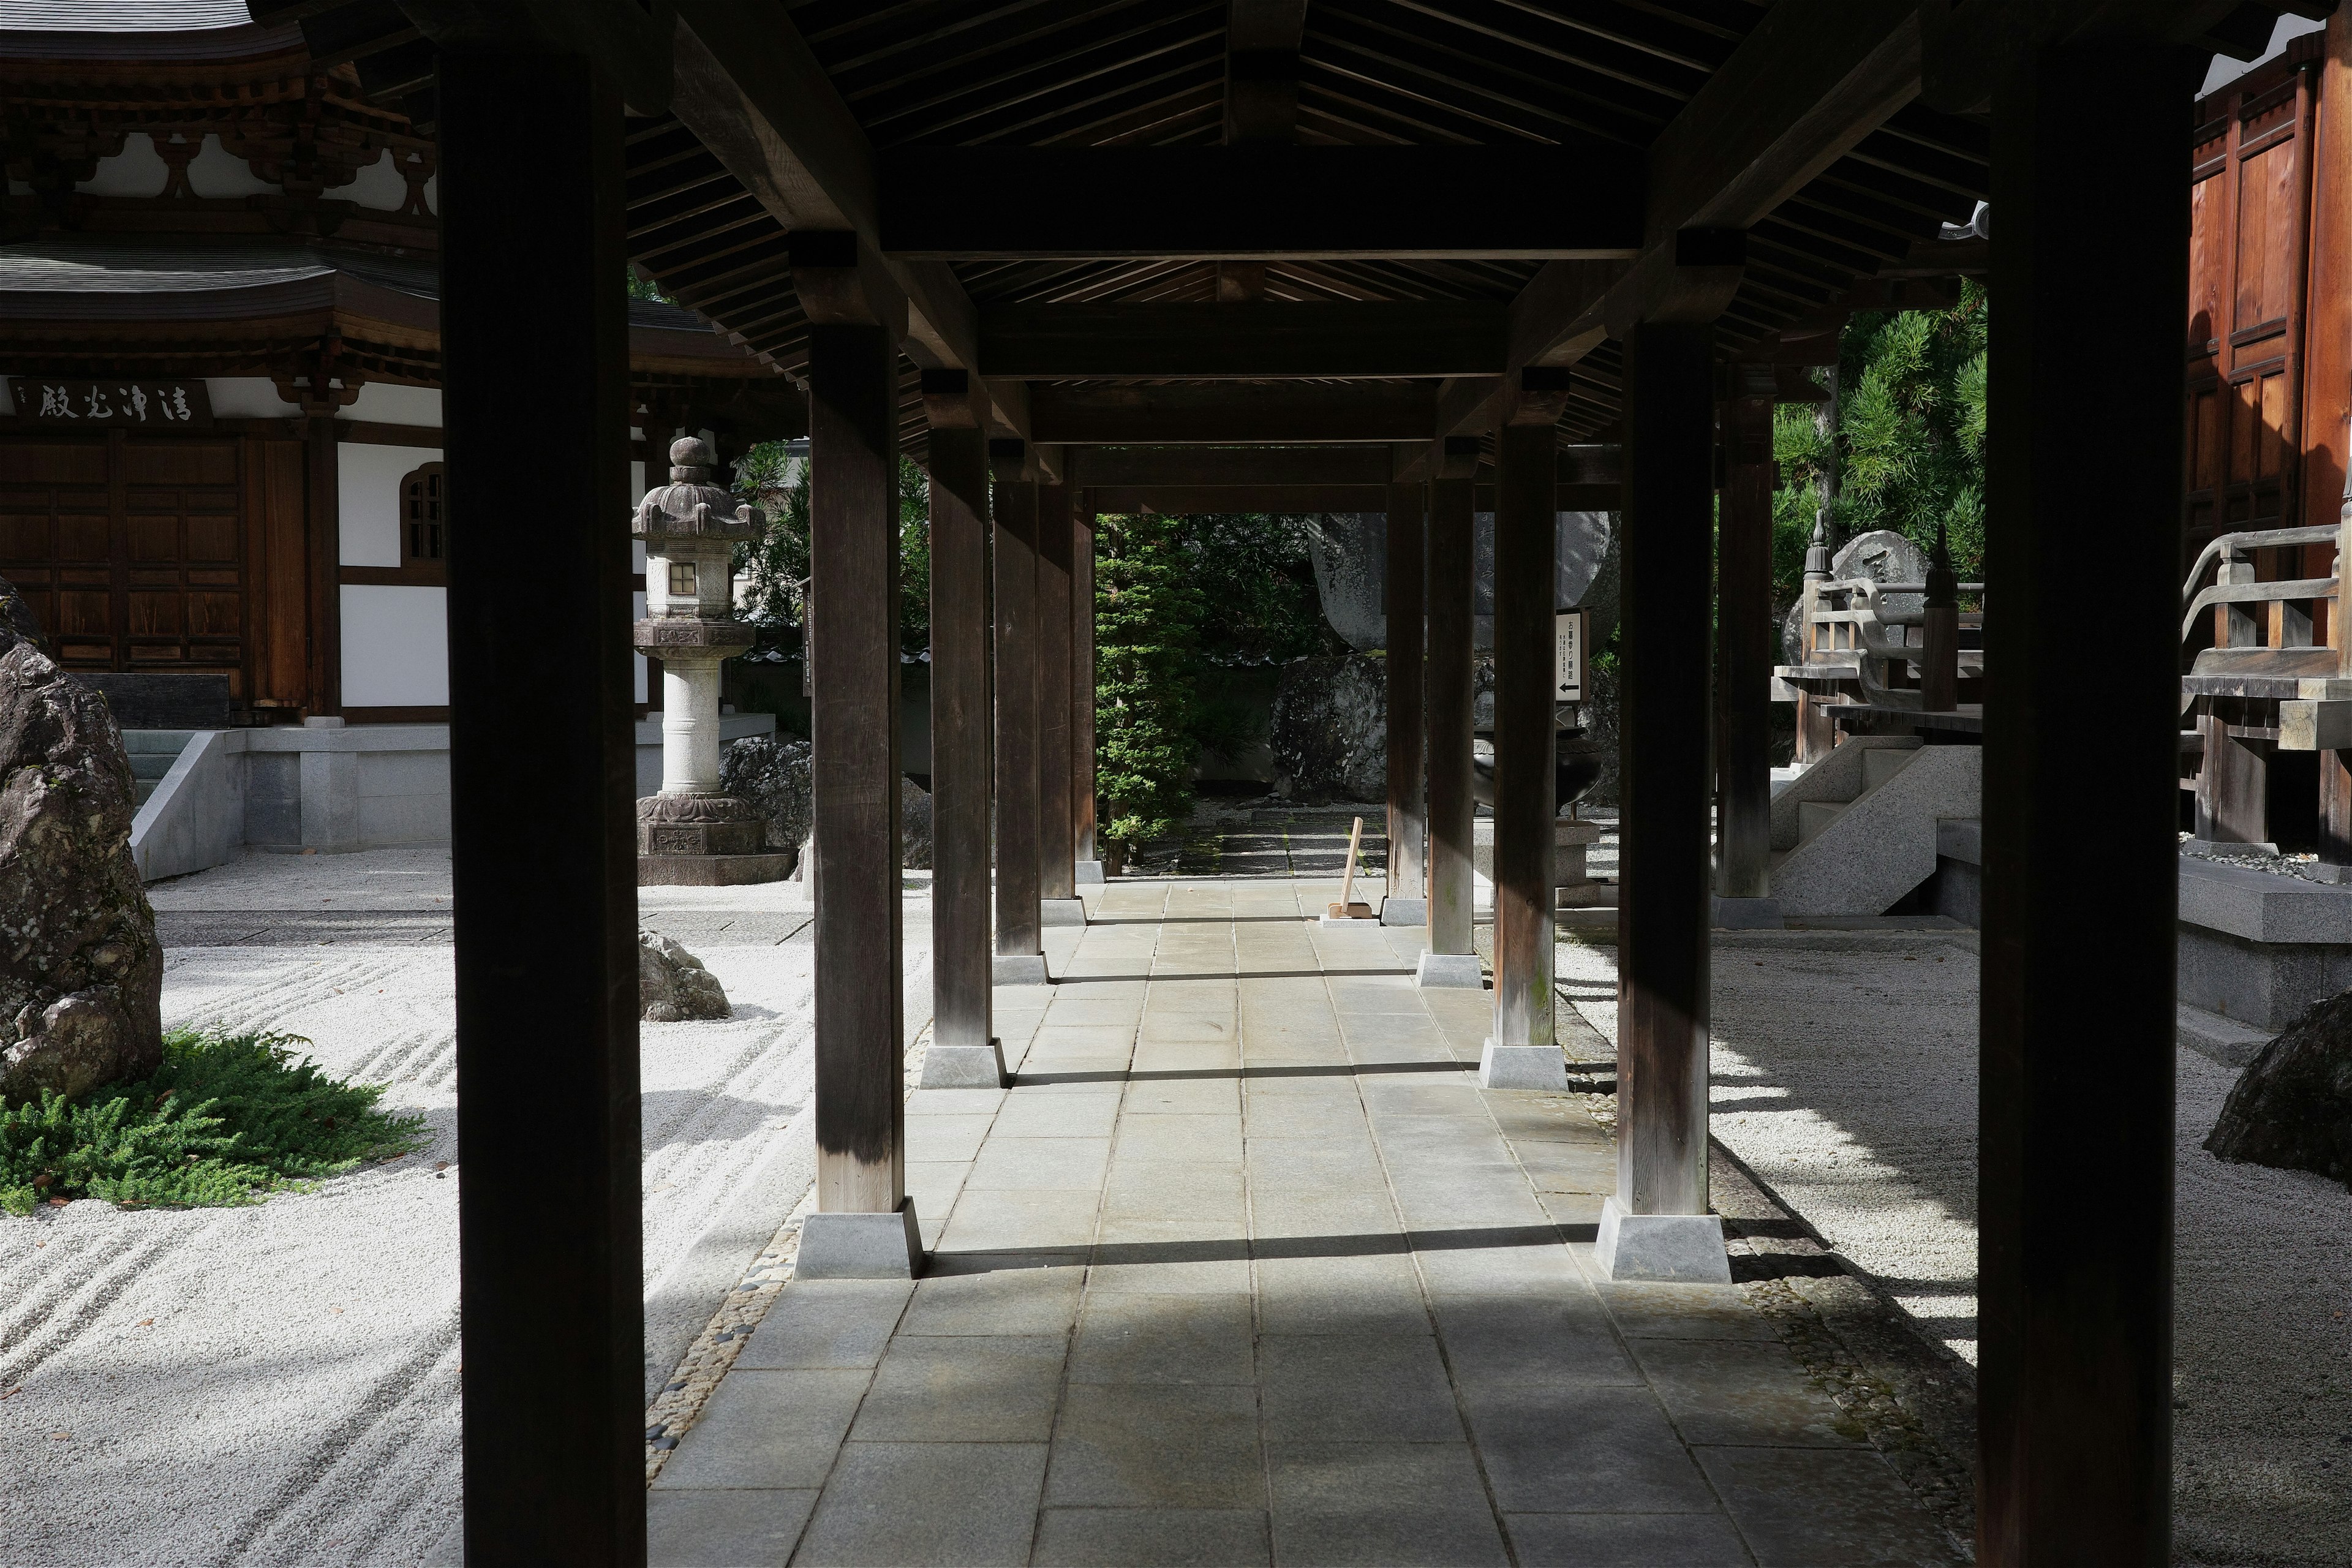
339,442,439,567
339,384,442,427
78,137,170,198
183,135,276,198
341,586,449,707
207,377,302,419
339,149,407,212
77,135,275,199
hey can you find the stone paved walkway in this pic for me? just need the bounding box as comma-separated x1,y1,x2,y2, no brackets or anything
648,876,1961,1567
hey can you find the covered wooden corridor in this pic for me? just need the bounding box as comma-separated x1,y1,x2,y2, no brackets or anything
244,0,2310,1561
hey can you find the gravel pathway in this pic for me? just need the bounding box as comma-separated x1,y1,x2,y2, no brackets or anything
1556,925,2352,1566
0,850,918,1568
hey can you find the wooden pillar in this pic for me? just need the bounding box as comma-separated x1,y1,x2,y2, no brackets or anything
1977,34,2187,1565
1597,318,1726,1283
1482,374,1570,1082
1419,438,1481,982
918,372,1003,1087
1385,479,1428,918
439,46,643,1564
803,313,910,1218
992,443,1047,981
304,413,341,717
1074,498,1102,880
1037,481,1080,916
1717,394,1775,913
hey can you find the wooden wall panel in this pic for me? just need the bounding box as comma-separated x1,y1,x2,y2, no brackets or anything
256,438,311,709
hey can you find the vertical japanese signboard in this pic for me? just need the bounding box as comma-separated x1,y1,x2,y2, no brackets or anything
1554,609,1586,703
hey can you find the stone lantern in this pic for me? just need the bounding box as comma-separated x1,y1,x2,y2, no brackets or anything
633,436,792,884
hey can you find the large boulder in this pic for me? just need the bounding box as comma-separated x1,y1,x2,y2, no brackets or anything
0,582,163,1105
900,777,933,870
721,734,812,853
1270,653,1385,804
638,932,729,1022
2206,990,2352,1189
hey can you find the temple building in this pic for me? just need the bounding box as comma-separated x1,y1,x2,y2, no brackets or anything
0,5,797,857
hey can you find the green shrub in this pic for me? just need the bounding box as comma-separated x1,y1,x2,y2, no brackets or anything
1,1028,428,1216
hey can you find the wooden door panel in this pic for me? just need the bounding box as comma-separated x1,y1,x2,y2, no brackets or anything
129,514,179,562
0,513,49,560
56,590,109,636
187,592,241,636
122,441,235,486
186,511,238,561
58,512,108,559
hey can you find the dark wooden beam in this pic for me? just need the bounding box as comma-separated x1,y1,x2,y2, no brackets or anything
1385,480,1427,910
877,147,1643,260
1225,0,1306,143
1072,499,1100,877
667,1,1027,440
1604,320,1723,1276
1975,29,2188,1564
439,45,643,1564
1509,0,1926,370
1482,377,1570,1085
806,318,910,1225
1717,396,1775,908
978,302,1507,379
1423,437,1479,963
1028,382,1439,445
992,446,1045,974
1067,446,1393,487
1038,484,1077,907
1089,484,1389,513
919,369,1001,1088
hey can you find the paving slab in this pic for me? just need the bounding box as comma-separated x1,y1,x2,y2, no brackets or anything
668,873,1959,1568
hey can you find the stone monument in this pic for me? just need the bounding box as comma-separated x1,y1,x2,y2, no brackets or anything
633,437,793,886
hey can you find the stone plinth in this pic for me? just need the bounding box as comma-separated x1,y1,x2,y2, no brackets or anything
2179,857,2352,1030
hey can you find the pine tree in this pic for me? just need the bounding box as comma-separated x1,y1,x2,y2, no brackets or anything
1770,278,1989,605
1094,510,1204,865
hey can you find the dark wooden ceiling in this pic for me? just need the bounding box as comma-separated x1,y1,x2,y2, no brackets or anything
259,0,2320,457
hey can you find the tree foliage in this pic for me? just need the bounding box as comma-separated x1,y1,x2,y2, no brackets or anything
731,443,931,657
1095,511,1205,853
1770,278,1989,606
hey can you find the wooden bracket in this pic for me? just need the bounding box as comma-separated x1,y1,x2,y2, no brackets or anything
920,368,984,430
989,437,1033,484
1434,434,1483,481
1504,366,1577,428
789,230,909,337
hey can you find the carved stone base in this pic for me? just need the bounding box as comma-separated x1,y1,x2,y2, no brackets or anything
636,791,769,858
638,851,797,886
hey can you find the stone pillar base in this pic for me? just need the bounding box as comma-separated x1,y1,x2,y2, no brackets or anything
1594,1196,1731,1283
992,953,1051,986
920,1038,1007,1088
1711,895,1784,930
1074,860,1106,884
1415,952,1485,989
1379,896,1428,927
638,851,797,886
797,1201,924,1280
2184,837,2280,857
1479,1038,1568,1090
1041,898,1087,926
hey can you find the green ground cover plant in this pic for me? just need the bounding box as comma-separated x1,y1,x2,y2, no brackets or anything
1,1028,426,1216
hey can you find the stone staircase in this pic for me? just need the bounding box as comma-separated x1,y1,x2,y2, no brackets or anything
122,730,197,809
1768,736,1981,916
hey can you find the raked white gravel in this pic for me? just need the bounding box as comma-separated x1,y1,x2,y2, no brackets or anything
0,850,925,1568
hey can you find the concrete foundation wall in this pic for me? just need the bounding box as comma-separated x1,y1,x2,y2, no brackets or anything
2176,858,2352,1030
130,723,456,880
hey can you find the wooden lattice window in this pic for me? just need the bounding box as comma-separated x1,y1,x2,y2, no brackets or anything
401,462,446,567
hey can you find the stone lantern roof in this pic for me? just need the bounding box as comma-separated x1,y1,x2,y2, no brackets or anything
633,436,764,548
